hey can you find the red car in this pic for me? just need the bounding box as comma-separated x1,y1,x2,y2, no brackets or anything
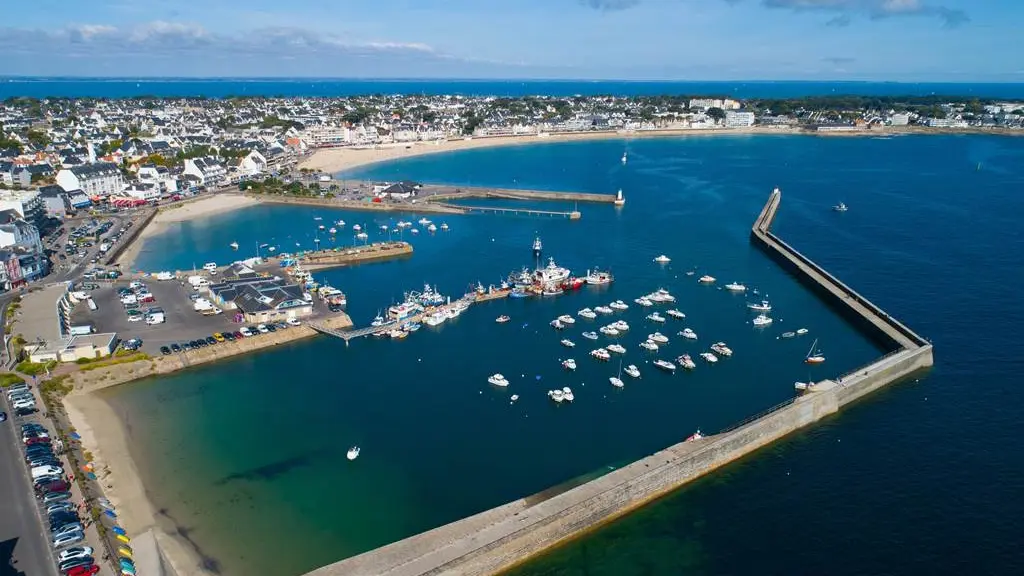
36,480,70,494
24,437,51,446
66,565,99,576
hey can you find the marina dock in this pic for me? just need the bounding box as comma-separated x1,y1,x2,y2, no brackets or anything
303,190,933,576
311,296,476,343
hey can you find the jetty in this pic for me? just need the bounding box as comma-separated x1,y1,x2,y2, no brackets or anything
303,188,933,576
295,241,412,271
420,186,618,205
429,203,581,219
311,296,475,343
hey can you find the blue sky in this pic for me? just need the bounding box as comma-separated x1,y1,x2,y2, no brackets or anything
1,0,1020,80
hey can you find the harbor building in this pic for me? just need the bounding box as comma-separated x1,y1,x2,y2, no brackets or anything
15,283,118,362
208,272,312,323
56,162,125,199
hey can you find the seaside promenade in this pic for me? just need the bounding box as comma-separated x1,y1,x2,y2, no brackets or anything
303,189,933,576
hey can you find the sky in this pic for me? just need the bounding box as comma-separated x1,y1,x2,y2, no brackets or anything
0,0,1020,81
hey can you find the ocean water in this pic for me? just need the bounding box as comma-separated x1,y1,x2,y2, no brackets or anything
3,78,1024,99
111,133,1024,576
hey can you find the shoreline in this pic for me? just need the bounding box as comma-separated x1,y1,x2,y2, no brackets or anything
117,194,261,269
65,393,212,576
298,126,1024,175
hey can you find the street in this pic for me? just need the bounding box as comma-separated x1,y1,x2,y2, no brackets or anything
0,394,58,576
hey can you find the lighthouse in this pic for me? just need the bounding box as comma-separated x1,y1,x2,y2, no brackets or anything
614,188,625,206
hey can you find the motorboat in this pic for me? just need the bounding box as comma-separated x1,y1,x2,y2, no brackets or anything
700,352,718,363
599,325,620,336
509,287,528,298
427,224,438,232
698,275,716,284
748,300,772,312
337,220,346,227
640,340,659,351
594,305,614,315
590,348,611,361
379,224,389,232
622,151,628,164
634,297,653,307
804,339,826,364
680,328,698,340
397,221,412,228
654,255,671,264
319,224,327,231
585,269,613,285
370,313,388,327
551,319,565,330
356,232,369,240
710,342,733,357
833,202,848,212
549,389,565,403
752,314,773,327
582,331,599,340
440,223,449,231
532,236,543,256
353,224,362,231
410,228,420,235
685,430,705,442
612,320,630,331
403,322,421,332
562,359,577,371
652,288,675,302
496,315,510,323
646,312,666,323
563,387,575,402
389,329,408,339
329,227,337,234
781,331,796,338
725,282,747,292
418,218,432,225
610,376,625,388
423,311,447,326
229,241,239,250
666,309,686,319
654,359,677,372
624,364,641,378
557,314,576,325
794,382,810,391
510,394,520,402
796,328,809,335
578,308,598,319
561,339,575,348
488,374,510,387
648,332,669,344
678,354,697,370
347,446,360,461
606,343,626,354
609,300,629,310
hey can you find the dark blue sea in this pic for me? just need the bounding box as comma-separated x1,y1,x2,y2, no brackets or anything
112,133,1024,576
3,77,1024,99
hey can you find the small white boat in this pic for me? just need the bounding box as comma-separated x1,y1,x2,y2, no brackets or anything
725,282,747,292
710,342,733,357
781,331,796,339
495,315,510,323
700,352,718,363
752,314,773,327
557,314,576,325
640,340,659,351
698,275,716,284
646,312,666,323
440,223,449,231
347,446,361,461
805,339,826,364
356,232,369,240
612,320,630,331
549,389,565,403
337,220,346,226
634,297,654,307
833,202,848,212
624,364,641,378
551,319,565,330
563,387,575,402
652,288,675,302
594,306,614,315
599,325,620,336
319,224,326,231
329,227,337,234
648,332,669,344
606,344,626,354
578,308,598,319
610,376,625,388
685,430,704,442
229,241,239,250
747,300,772,312
794,382,810,391
654,255,671,264
678,354,697,370
680,328,698,340
585,269,613,285
621,152,628,165
418,218,432,225
609,300,629,310
666,309,686,319
582,331,599,340
654,359,676,372
427,224,438,232
353,224,362,231
561,339,576,348
590,348,611,361
511,394,520,402
562,359,577,371
488,373,510,387
411,228,420,235
796,328,810,335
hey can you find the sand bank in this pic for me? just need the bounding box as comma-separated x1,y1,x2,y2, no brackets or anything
65,392,214,576
299,127,786,174
117,194,260,268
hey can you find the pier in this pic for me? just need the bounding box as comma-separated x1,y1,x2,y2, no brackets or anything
430,203,582,219
311,296,475,343
296,241,413,271
303,189,933,576
420,186,618,205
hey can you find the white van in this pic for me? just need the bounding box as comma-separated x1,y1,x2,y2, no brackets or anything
156,271,174,281
146,313,165,325
188,276,210,289
87,298,98,311
31,465,63,480
202,262,218,272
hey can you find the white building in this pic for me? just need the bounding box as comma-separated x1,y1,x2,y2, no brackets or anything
0,209,42,254
56,162,124,198
0,189,46,227
137,164,179,195
890,113,910,126
237,150,267,177
303,125,352,147
724,111,756,128
184,157,227,188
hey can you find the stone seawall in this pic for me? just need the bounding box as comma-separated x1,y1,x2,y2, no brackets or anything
64,314,352,395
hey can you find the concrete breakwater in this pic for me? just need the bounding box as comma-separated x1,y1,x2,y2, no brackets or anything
251,194,466,214
297,241,413,271
62,314,352,395
304,190,933,576
420,186,618,205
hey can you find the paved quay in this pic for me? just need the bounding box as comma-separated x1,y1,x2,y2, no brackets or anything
304,189,933,576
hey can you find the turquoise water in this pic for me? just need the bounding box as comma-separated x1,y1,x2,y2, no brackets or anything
109,133,1024,576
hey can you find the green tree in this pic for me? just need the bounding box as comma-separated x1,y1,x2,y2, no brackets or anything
27,130,51,147
706,107,727,123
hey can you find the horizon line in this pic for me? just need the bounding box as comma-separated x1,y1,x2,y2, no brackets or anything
2,76,1024,85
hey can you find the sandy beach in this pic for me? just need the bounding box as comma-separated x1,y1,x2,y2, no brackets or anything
65,392,215,576
117,194,260,268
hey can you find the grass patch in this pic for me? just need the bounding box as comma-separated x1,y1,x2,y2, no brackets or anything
79,352,150,372
0,373,25,387
39,374,73,398
15,360,54,376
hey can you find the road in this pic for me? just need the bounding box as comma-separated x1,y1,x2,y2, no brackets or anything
0,396,58,576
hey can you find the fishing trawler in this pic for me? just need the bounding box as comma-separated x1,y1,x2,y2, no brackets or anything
585,269,613,285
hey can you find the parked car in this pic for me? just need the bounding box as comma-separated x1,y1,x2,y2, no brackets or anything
58,557,94,574
42,491,73,504
160,346,171,355
205,336,217,345
66,564,99,576
58,546,94,563
51,523,84,539
223,332,236,342
170,343,182,353
286,318,302,327
266,323,277,332
47,502,75,515
239,327,253,337
38,480,71,494
212,333,226,343
52,530,84,549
